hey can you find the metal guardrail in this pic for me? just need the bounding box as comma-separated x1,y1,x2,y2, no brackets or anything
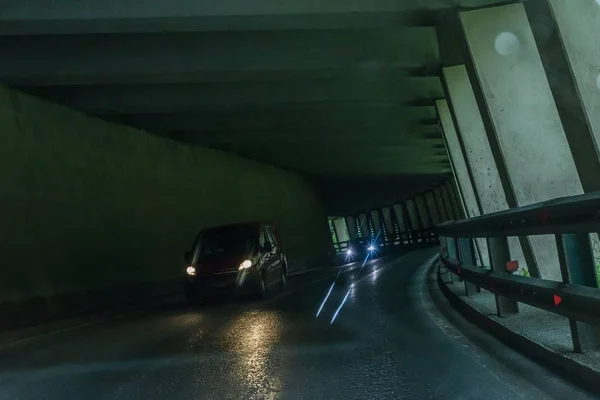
334,230,438,254
437,191,600,354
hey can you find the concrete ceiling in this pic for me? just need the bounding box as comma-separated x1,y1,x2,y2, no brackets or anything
0,0,509,214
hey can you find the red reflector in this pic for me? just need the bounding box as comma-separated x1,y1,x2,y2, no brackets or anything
554,294,562,307
541,211,549,223
457,267,461,274
506,260,519,272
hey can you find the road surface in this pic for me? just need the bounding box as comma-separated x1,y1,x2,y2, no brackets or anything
0,248,595,399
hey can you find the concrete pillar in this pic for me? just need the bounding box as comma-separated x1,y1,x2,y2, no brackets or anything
358,214,369,238
425,192,441,226
392,205,407,234
437,99,489,266
353,215,363,238
524,0,600,194
544,0,600,164
436,100,480,220
345,216,357,241
382,207,399,245
443,65,528,276
406,200,421,230
439,185,455,220
415,195,431,229
433,188,448,222
366,211,377,240
460,3,584,280
387,206,402,244
445,180,465,219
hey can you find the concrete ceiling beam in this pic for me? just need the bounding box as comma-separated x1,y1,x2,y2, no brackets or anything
0,11,440,36
10,66,443,87
172,128,441,144
19,79,444,113
104,108,439,131
0,29,439,86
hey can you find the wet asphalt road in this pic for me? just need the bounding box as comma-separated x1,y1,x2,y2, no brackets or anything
0,248,597,400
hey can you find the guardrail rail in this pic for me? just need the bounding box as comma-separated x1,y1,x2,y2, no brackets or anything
334,230,438,255
437,191,600,354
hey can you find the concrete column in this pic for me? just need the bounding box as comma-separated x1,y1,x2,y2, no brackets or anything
370,210,382,237
425,192,441,226
437,99,489,266
445,180,465,219
406,199,422,237
439,185,455,220
387,206,402,244
358,214,369,238
545,0,600,163
433,188,448,222
460,3,584,280
392,205,407,234
415,195,431,229
443,65,528,276
377,208,390,244
524,0,600,194
436,100,480,220
353,215,363,238
345,216,357,241
400,203,415,244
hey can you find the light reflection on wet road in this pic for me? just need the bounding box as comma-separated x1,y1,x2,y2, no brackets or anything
0,248,596,400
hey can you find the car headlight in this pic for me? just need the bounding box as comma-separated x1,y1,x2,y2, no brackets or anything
186,266,196,276
239,259,253,270
346,248,353,256
367,245,375,251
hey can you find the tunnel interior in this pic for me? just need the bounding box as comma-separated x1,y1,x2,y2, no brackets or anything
3,1,600,399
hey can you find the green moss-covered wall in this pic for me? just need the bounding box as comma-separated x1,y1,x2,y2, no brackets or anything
0,85,330,302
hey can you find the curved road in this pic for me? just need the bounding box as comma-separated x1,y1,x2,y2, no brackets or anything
0,248,596,399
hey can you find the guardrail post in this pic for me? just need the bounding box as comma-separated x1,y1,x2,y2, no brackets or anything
488,237,519,317
557,234,599,353
458,238,479,297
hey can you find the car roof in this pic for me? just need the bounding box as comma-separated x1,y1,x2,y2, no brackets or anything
201,221,267,233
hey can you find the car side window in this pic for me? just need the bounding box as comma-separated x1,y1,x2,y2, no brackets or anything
259,228,269,248
265,226,276,247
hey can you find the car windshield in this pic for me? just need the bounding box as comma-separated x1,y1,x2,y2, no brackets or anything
199,225,257,256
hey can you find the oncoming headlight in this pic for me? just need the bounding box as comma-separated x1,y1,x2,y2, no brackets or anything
239,259,253,270
186,266,196,276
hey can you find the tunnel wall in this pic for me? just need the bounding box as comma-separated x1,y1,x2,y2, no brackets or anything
0,85,331,319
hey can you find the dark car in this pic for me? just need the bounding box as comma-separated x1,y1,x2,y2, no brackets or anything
183,222,287,303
